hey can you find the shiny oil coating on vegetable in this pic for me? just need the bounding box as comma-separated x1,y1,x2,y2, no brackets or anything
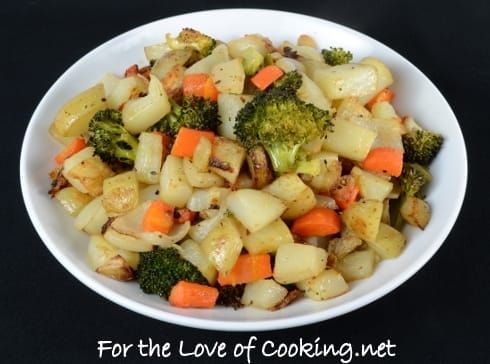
48,28,443,310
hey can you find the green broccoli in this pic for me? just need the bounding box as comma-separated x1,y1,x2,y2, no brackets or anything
166,28,216,59
151,96,219,137
402,129,443,165
241,47,264,76
87,109,138,168
234,72,333,173
136,247,208,298
400,163,432,198
272,70,303,94
321,47,353,66
216,284,245,309
263,53,274,66
392,163,432,229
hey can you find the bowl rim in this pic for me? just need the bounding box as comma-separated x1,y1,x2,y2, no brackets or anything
20,8,467,331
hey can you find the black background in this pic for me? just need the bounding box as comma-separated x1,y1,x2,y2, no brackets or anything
3,0,489,363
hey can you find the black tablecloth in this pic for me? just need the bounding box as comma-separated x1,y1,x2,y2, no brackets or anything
4,1,489,362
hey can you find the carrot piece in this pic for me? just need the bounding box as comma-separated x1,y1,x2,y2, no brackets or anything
331,175,359,210
142,200,174,234
175,208,197,224
362,147,403,177
183,74,219,101
250,65,284,91
171,127,215,158
124,64,139,77
183,73,207,95
366,88,395,110
54,137,86,165
203,77,219,101
169,281,219,308
217,254,272,286
291,207,341,237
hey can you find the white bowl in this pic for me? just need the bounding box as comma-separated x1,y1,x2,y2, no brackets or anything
20,9,467,331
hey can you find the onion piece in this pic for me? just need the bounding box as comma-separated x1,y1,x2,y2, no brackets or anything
315,194,338,210
188,205,227,242
186,187,230,212
105,201,191,251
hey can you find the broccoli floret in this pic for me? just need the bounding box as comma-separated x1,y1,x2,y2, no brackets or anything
151,96,219,137
400,163,432,198
402,129,443,165
216,284,245,309
272,70,303,94
263,53,274,66
321,47,353,66
87,109,138,168
166,28,216,59
136,247,208,298
392,163,432,229
234,72,333,173
241,47,264,76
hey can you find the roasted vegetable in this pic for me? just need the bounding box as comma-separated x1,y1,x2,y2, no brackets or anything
321,47,353,66
137,247,208,298
246,146,274,188
216,284,245,309
400,163,432,198
166,28,216,59
392,163,433,229
296,269,348,300
151,96,219,137
49,84,107,143
241,279,288,309
241,47,264,76
402,129,443,165
87,109,139,168
399,196,431,229
272,70,303,93
234,71,333,173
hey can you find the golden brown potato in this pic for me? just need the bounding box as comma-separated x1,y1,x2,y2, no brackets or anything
102,171,139,213
54,187,93,216
87,235,140,281
297,269,349,301
336,249,376,282
297,34,317,48
341,199,383,242
49,84,107,142
227,189,286,232
351,166,393,201
209,137,246,184
262,173,308,202
183,158,225,188
273,244,328,284
400,196,431,229
323,118,377,161
180,239,217,284
211,59,245,94
314,64,378,99
242,218,293,254
201,216,243,274
63,147,114,197
368,223,406,259
281,186,316,220
241,280,288,309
